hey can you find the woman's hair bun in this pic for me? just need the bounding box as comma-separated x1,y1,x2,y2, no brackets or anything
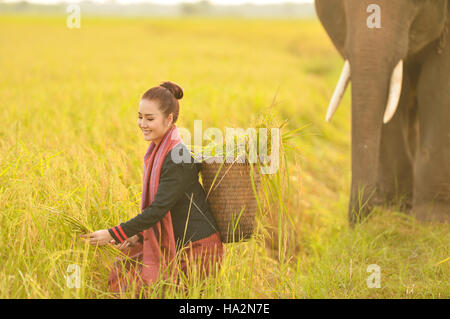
160,81,183,100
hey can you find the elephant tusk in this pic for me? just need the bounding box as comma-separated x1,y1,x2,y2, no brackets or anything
383,60,403,124
326,60,350,122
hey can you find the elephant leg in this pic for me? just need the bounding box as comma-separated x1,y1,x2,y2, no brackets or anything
376,70,416,212
413,38,450,222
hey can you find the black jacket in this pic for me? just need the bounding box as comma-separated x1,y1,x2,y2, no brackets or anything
108,143,220,249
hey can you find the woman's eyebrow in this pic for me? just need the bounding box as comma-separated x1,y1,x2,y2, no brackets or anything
138,112,155,116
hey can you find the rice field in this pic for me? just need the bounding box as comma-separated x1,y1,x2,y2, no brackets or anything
0,15,448,298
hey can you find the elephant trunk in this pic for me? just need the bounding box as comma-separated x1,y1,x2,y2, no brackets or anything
324,56,406,223
324,49,406,225
347,49,408,223
347,57,392,223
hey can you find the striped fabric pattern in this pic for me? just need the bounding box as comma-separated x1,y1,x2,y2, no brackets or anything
109,225,128,243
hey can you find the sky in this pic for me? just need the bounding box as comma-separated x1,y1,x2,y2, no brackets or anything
4,0,314,5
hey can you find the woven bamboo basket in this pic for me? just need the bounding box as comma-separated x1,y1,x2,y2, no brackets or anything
200,155,261,243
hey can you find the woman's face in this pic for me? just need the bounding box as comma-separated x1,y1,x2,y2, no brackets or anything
138,99,173,144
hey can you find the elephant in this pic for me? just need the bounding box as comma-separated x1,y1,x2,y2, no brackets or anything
315,0,450,223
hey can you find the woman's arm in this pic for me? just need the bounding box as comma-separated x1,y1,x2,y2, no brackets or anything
108,156,195,243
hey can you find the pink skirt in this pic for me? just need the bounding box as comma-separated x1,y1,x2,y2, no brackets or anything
108,232,223,296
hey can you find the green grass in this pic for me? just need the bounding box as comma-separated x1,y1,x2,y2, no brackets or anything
0,15,448,298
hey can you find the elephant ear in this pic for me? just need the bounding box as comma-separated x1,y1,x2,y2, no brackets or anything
409,0,449,55
315,0,347,59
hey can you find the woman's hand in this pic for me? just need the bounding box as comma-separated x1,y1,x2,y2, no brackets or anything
80,230,113,246
114,235,140,251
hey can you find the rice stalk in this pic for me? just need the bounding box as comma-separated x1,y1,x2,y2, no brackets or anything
40,205,145,264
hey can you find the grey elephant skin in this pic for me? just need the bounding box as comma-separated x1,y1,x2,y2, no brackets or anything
315,0,450,223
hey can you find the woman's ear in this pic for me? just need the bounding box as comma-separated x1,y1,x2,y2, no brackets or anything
167,113,174,126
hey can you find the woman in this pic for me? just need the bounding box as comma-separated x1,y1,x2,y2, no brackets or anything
81,81,223,295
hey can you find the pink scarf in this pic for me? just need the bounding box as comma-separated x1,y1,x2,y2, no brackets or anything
140,124,182,284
